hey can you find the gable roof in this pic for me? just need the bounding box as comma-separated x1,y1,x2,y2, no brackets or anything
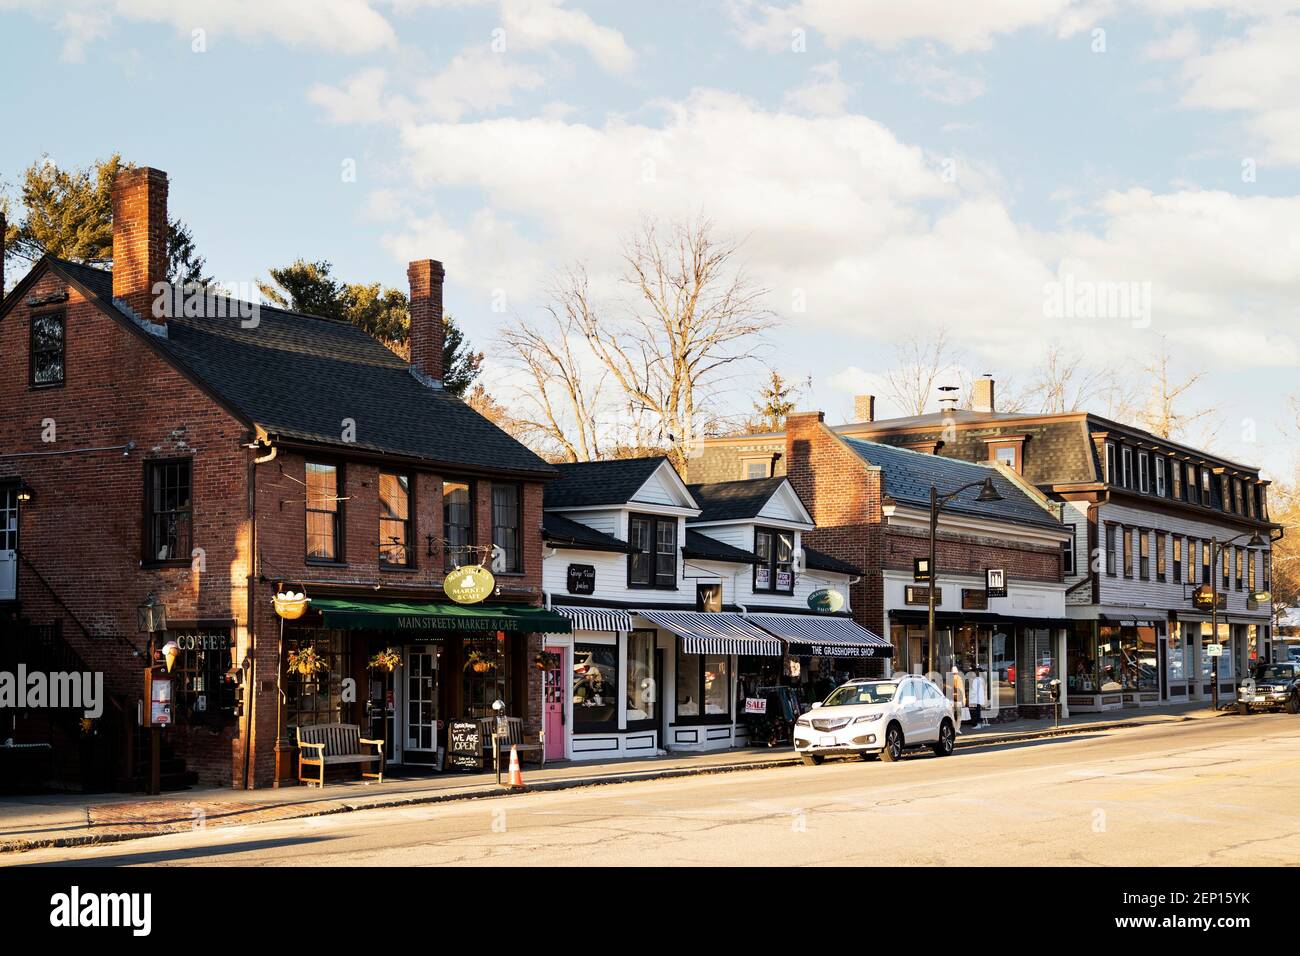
542,513,632,552
19,258,554,477
841,436,1061,530
544,457,674,508
687,476,802,523
683,529,760,565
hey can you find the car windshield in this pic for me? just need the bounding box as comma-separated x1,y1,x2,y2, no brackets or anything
1254,665,1295,681
823,682,897,706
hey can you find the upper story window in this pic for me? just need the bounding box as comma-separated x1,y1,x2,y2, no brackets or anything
1105,523,1117,576
1104,443,1116,483
1155,531,1167,581
1201,540,1211,584
306,462,343,562
1187,465,1200,505
1063,525,1077,576
1186,537,1197,585
1154,456,1166,497
1232,478,1244,515
1258,484,1268,520
443,480,473,571
1138,529,1150,580
1200,467,1212,506
491,484,521,573
754,528,795,593
30,311,66,387
144,459,192,563
1171,459,1183,500
1173,536,1183,582
378,472,412,568
1121,447,1133,488
1138,453,1150,494
1248,550,1257,592
629,514,677,589
741,457,772,480
1123,527,1134,578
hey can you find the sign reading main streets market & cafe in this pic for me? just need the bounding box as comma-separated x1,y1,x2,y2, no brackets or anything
445,564,495,605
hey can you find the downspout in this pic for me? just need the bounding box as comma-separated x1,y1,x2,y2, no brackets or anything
243,441,277,790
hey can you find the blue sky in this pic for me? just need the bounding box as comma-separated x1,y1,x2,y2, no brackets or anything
3,0,1298,476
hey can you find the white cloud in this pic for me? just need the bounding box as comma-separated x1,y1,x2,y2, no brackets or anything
782,60,850,115
894,47,986,105
498,0,635,72
1142,25,1201,60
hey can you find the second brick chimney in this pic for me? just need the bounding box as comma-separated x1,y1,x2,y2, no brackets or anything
854,394,876,422
971,375,996,414
407,259,446,386
112,166,169,320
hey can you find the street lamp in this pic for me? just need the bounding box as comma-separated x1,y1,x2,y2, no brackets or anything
1208,531,1267,711
927,476,1003,675
14,479,34,503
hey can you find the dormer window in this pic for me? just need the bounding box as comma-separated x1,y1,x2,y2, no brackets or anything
1171,459,1183,500
1138,453,1150,493
1154,456,1166,497
754,528,795,594
1200,467,1211,505
1121,447,1133,488
629,514,677,589
1104,442,1116,483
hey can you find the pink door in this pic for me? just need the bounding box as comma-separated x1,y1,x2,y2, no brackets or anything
544,646,566,760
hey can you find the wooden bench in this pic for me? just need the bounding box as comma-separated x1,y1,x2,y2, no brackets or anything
476,716,544,768
296,723,384,787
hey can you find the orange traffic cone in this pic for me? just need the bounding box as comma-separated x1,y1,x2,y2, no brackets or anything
507,744,525,790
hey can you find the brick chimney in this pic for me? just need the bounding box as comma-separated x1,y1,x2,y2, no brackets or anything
111,166,169,320
972,375,996,413
407,259,446,386
854,394,876,422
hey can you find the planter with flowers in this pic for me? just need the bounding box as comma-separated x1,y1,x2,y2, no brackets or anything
368,647,401,673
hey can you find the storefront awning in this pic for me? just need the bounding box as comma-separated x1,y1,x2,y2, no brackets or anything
634,610,783,656
312,598,572,634
746,613,894,658
554,605,633,633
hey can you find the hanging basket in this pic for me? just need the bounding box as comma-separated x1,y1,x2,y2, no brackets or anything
368,648,401,673
288,646,327,677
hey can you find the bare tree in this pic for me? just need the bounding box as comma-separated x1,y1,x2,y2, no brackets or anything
1022,342,1113,414
884,327,961,416
1134,339,1212,440
572,217,776,468
497,267,607,462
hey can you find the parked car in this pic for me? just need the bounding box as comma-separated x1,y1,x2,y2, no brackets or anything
1238,662,1300,714
793,675,955,765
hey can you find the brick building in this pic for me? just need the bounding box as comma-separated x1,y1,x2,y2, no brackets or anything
694,411,1072,720
0,166,567,790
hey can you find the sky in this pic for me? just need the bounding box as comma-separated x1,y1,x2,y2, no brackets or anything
2,0,1298,478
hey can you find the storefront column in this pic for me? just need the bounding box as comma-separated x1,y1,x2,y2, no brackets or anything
1057,628,1069,719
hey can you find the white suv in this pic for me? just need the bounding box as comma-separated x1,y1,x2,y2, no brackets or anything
794,675,956,764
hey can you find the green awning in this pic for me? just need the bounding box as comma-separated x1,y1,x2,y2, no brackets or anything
311,598,572,634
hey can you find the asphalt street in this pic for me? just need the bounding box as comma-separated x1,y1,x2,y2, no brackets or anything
6,714,1298,867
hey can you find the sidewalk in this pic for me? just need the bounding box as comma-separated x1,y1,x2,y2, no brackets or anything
0,700,1230,854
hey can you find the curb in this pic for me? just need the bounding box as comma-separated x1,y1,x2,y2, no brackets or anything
0,708,1233,855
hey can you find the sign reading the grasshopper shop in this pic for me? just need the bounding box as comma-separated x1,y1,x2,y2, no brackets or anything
807,588,845,613
447,719,485,770
445,565,496,605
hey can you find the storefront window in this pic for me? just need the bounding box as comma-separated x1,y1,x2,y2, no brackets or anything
1017,627,1056,704
676,650,731,719
1168,626,1185,682
169,629,235,724
1097,626,1123,691
462,634,509,718
286,628,351,729
625,632,657,724
573,643,617,729
1067,624,1097,693
1126,625,1158,691
989,628,1016,711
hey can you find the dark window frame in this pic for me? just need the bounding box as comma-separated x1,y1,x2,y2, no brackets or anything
1155,531,1167,582
627,513,678,590
1105,523,1117,577
378,470,415,570
442,477,475,572
491,482,523,575
305,460,346,565
674,646,732,726
1138,529,1150,580
142,457,194,567
1063,524,1077,576
29,309,66,389
572,641,619,733
753,526,796,595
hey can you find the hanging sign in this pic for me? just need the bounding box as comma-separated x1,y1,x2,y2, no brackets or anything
961,589,988,611
445,565,496,605
566,564,596,595
913,558,931,583
1192,585,1225,611
905,585,942,606
807,588,845,613
985,568,1007,599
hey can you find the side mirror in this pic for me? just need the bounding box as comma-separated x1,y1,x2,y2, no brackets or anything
811,701,822,710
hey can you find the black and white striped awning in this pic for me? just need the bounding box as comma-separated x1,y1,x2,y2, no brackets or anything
554,605,633,633
634,610,783,656
746,613,894,658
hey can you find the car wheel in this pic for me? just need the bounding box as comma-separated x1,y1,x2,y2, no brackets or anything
932,719,955,757
858,751,879,761
1288,691,1300,715
879,723,904,762
800,754,825,766
1238,702,1251,716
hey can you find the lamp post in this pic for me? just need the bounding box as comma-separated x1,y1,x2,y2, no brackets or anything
1209,531,1266,711
927,477,1004,676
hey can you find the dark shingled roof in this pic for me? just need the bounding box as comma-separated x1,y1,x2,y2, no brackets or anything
686,476,794,523
544,457,670,508
542,513,632,552
802,546,861,576
841,436,1061,530
683,529,760,565
44,259,554,476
